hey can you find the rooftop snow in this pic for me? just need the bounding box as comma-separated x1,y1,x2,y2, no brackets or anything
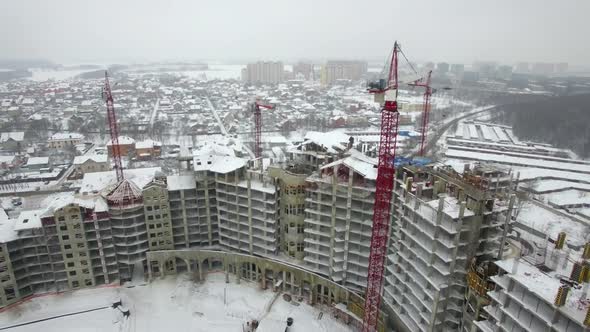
106,136,135,146
0,131,24,142
80,167,161,194
40,193,109,218
321,149,377,180
495,258,588,326
26,157,49,166
167,175,196,191
300,130,350,154
13,209,43,231
136,139,162,149
49,132,84,141
73,154,108,165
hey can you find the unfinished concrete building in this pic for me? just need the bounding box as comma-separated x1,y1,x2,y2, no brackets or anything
143,176,174,252
268,164,312,261
383,165,515,331
304,150,376,291
3,210,55,301
288,131,351,169
216,164,280,257
478,256,590,332
107,179,148,281
167,174,213,249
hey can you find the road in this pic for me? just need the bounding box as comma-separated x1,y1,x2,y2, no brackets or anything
205,97,227,135
414,105,497,157
149,97,160,131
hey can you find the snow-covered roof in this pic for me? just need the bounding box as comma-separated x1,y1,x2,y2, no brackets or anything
210,156,248,174
299,130,350,153
80,167,161,194
49,132,84,141
167,175,196,191
321,149,377,180
0,217,17,243
13,210,43,231
0,155,16,164
191,140,247,174
136,139,162,150
73,154,108,165
106,136,135,146
495,258,588,326
0,132,24,143
40,193,108,218
26,156,49,166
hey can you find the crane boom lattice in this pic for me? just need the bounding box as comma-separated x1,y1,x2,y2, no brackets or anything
104,71,124,182
362,42,401,332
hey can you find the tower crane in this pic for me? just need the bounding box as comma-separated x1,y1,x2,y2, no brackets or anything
408,70,433,156
103,71,124,182
363,41,401,332
250,101,274,159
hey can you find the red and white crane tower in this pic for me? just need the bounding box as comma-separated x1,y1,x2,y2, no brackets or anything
409,70,433,156
363,41,401,332
251,101,274,159
103,71,124,182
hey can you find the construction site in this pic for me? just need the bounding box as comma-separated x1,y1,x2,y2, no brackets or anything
0,40,589,332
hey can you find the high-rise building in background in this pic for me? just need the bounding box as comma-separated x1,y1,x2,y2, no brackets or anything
321,60,368,85
450,64,465,78
532,62,555,76
241,61,284,84
293,62,314,80
555,62,569,73
473,61,497,80
436,62,449,74
515,62,530,73
496,65,513,80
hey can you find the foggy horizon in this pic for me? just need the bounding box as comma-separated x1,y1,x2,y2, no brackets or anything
1,0,589,66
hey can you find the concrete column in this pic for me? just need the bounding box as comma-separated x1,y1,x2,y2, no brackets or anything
262,268,267,289
225,263,230,283
283,270,287,292
148,261,153,281
247,173,253,255
198,261,203,281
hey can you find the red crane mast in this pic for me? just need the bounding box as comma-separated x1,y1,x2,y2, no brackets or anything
103,71,124,182
251,101,274,159
410,70,433,156
363,41,401,332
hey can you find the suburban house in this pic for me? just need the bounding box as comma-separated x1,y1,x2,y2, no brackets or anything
0,132,24,152
72,154,109,177
47,132,84,149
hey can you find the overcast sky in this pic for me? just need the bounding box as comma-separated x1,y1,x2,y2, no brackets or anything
1,0,588,65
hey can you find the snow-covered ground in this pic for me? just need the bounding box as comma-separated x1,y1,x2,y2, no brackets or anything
0,273,354,332
516,201,589,247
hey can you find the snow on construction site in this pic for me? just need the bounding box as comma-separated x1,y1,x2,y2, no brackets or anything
0,272,354,332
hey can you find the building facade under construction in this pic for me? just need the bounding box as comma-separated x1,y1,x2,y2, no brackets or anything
0,133,559,332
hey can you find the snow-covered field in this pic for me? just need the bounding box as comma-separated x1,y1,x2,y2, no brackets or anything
0,273,354,332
